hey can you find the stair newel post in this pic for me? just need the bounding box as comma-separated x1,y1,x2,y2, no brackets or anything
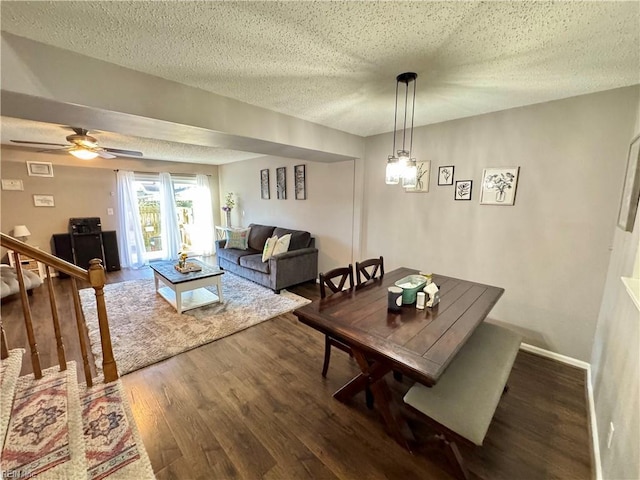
1,321,8,360
13,251,42,379
71,277,93,387
88,259,119,383
45,265,67,370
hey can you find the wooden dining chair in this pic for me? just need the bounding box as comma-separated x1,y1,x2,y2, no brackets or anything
355,256,384,286
319,265,354,374
319,264,374,408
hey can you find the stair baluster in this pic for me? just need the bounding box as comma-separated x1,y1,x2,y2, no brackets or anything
13,251,43,379
1,321,8,359
45,265,67,370
71,278,93,387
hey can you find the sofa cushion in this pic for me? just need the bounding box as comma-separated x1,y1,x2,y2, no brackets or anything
217,247,259,265
272,234,291,256
262,235,278,262
239,253,270,274
248,224,276,251
225,227,251,250
273,227,311,251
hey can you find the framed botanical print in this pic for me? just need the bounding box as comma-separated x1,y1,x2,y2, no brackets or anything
294,164,306,200
276,167,287,199
260,169,270,199
480,167,520,205
454,180,472,200
405,160,430,193
438,165,454,185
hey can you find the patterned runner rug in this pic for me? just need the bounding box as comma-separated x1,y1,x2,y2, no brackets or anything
81,380,154,480
1,348,24,444
80,272,310,375
2,362,86,479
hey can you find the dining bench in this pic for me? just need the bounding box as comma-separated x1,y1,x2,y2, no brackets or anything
403,322,522,480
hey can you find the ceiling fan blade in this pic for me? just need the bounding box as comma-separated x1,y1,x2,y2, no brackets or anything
103,147,143,157
11,140,69,147
36,146,73,153
96,150,117,159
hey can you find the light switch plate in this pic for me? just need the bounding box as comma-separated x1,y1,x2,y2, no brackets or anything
1,179,24,191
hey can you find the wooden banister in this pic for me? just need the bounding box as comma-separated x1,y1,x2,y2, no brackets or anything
1,233,87,280
1,232,119,384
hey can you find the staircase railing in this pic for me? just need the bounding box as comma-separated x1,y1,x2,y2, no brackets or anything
0,233,118,386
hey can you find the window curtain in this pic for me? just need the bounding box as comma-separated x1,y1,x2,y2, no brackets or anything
116,171,147,269
193,174,215,256
159,172,182,260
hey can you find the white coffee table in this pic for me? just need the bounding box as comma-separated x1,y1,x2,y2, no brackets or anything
149,260,224,314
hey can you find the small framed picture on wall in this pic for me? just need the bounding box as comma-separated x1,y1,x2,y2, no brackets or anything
454,180,472,200
438,166,454,185
27,161,54,177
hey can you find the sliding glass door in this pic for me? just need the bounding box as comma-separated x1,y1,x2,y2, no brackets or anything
133,174,198,260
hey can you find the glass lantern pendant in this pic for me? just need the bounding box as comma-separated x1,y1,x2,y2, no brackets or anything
385,156,400,184
402,158,417,188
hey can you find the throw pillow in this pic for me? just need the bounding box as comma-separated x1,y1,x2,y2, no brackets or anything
271,233,291,256
261,235,278,262
225,227,251,250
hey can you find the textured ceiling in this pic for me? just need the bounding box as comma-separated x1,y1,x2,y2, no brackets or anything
1,1,639,162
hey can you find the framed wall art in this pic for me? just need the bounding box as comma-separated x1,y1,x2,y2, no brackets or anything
294,164,306,200
276,167,287,199
27,161,54,177
1,179,24,191
618,134,640,232
405,160,431,193
454,180,472,200
33,194,55,207
480,167,520,205
438,165,454,186
260,169,270,200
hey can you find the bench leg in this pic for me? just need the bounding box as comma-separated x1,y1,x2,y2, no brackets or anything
440,436,470,480
322,336,331,377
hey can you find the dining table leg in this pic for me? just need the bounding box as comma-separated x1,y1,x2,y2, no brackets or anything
333,348,415,452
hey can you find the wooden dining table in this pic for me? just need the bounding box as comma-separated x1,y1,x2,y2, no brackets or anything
294,267,504,450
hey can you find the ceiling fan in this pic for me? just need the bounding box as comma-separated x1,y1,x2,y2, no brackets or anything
10,127,143,160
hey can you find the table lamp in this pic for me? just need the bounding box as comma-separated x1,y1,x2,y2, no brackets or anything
13,225,31,242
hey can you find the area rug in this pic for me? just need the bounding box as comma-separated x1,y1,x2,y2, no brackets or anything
79,272,310,375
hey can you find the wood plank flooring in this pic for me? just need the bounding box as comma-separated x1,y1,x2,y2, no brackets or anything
1,265,593,479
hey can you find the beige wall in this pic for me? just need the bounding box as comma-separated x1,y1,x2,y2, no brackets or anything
590,98,640,479
362,86,639,362
218,156,355,274
0,147,220,256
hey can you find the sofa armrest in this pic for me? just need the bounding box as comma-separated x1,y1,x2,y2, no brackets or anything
269,247,318,290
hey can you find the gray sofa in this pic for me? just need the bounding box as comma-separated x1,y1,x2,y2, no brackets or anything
216,224,318,293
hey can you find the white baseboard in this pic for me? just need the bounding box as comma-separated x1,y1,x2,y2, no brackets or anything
519,343,602,479
519,343,590,369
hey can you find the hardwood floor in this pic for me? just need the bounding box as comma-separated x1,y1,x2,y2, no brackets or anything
1,266,593,479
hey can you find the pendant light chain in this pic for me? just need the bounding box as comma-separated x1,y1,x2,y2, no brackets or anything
392,80,399,157
409,76,416,157
402,80,409,153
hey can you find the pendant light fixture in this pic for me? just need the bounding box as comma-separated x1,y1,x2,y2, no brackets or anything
385,72,418,188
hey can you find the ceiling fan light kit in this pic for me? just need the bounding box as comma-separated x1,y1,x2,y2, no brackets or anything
69,147,99,160
10,127,143,160
386,72,418,189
